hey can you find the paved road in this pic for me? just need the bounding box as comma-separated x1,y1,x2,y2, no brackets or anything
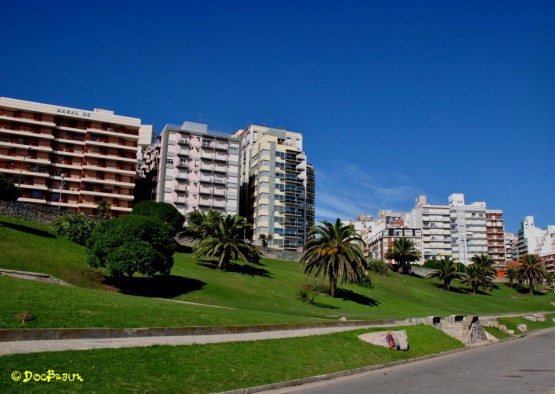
0,324,403,356
263,327,555,394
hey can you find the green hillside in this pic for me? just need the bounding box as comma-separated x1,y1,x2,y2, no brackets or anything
1,215,554,329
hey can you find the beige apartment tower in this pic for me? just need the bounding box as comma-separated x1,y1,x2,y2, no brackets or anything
233,125,314,251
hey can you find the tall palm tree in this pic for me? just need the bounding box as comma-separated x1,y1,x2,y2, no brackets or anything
193,214,259,270
470,253,498,290
515,254,548,295
385,237,421,274
427,256,464,290
461,263,483,294
300,219,366,297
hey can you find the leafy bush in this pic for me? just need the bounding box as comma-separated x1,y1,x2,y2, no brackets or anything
296,280,329,303
51,214,97,245
367,259,389,276
357,272,373,288
131,200,184,235
423,259,440,269
87,215,176,278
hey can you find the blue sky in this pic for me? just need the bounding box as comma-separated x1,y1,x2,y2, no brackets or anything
2,0,554,232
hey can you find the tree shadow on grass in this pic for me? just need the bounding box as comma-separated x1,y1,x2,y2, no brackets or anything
311,302,339,309
335,288,380,306
514,286,548,296
431,283,468,294
0,220,55,238
197,260,272,278
104,275,206,298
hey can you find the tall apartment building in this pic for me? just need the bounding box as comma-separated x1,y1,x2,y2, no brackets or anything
516,216,547,257
516,216,555,274
486,210,506,270
504,232,517,262
448,194,488,266
232,125,313,251
145,122,239,217
0,97,152,216
410,195,452,261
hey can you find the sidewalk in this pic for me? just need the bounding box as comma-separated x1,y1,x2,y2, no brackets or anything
0,323,403,356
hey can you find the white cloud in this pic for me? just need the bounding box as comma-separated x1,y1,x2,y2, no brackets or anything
314,161,421,223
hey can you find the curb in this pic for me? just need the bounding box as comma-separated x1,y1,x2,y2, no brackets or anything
0,319,398,342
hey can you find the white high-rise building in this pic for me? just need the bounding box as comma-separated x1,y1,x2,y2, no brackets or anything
410,195,452,262
448,193,488,266
232,125,314,251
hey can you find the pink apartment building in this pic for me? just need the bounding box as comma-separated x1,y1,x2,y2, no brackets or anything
143,122,239,218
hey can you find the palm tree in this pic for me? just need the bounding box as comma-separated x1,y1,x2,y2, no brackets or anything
515,254,548,295
461,263,483,294
427,256,464,290
505,266,517,288
193,214,259,270
186,210,221,239
96,200,112,218
470,253,498,290
300,219,366,297
385,237,421,274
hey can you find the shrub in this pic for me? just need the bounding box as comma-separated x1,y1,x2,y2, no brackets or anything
132,200,185,234
51,214,97,245
296,280,329,303
87,215,176,278
367,259,389,276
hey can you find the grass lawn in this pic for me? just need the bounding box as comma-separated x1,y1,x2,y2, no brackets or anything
0,325,464,393
1,215,555,329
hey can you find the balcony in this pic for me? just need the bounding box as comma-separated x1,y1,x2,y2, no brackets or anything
87,127,139,141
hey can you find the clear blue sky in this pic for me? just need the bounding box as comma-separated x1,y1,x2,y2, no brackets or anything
2,0,554,233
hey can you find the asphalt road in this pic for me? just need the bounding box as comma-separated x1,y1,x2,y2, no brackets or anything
263,328,555,394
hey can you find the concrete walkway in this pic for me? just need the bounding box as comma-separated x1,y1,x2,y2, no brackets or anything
0,323,404,356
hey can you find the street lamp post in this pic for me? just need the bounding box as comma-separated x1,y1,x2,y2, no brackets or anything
17,147,32,191
58,173,65,213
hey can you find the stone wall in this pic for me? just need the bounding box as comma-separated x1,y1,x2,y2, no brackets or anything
0,201,65,224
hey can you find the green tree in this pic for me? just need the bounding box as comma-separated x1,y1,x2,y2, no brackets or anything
51,214,97,245
300,219,366,297
515,254,548,295
87,215,176,278
0,174,21,202
505,266,517,288
193,214,259,270
385,237,421,274
470,253,498,290
96,200,112,218
461,263,483,294
131,200,185,235
427,256,464,290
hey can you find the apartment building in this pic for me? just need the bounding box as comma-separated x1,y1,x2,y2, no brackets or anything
448,194,488,266
516,216,555,274
233,125,313,251
504,231,518,263
411,195,452,262
360,210,423,263
486,210,506,270
146,122,239,217
0,97,152,216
